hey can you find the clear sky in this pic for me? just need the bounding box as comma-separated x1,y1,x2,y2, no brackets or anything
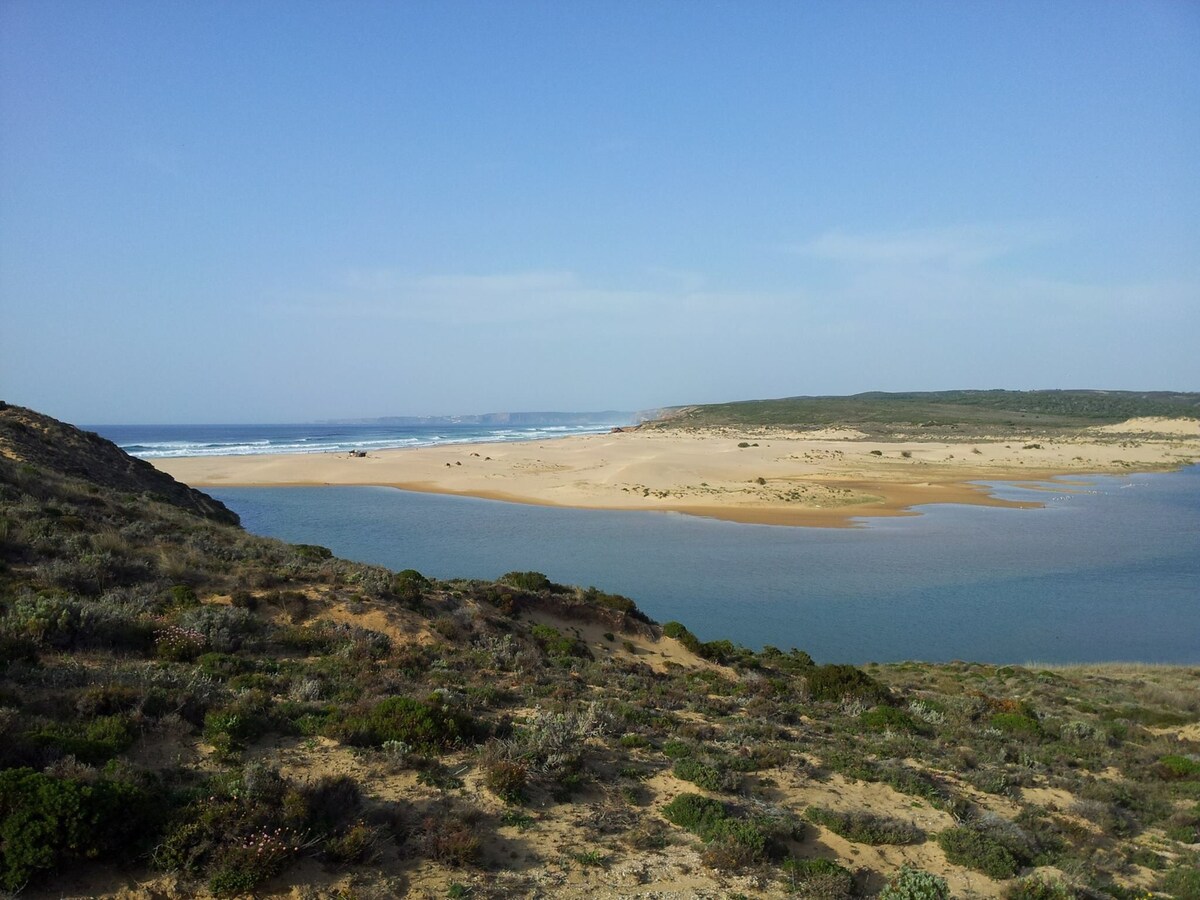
2,1,1197,424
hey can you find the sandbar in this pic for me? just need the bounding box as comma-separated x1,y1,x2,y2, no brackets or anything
152,419,1200,528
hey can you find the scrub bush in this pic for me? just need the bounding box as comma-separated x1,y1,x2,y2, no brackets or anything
332,695,476,752
661,793,779,871
937,825,1020,879
878,865,951,900
805,664,888,703
1004,875,1076,900
782,857,855,899
805,806,922,845
500,571,553,592
393,568,431,605
0,769,152,890
483,759,528,805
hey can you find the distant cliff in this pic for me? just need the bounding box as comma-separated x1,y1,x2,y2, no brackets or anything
0,401,239,525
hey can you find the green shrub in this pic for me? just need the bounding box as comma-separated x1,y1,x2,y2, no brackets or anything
0,769,152,890
937,825,1020,878
1004,875,1076,900
805,664,888,703
321,820,380,864
178,605,261,653
1156,865,1200,900
878,865,951,900
154,766,302,887
1158,755,1200,780
782,857,855,899
862,705,924,733
499,571,553,592
701,821,767,871
483,759,528,805
662,793,728,841
393,568,430,605
673,756,731,793
579,586,651,622
530,624,590,660
879,764,971,819
758,645,815,673
28,713,137,765
805,806,922,845
333,696,476,752
292,543,332,561
661,793,774,870
662,738,693,760
662,621,703,654
168,584,198,606
272,624,339,655
991,713,1043,739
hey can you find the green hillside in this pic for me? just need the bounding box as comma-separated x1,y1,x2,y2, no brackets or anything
651,390,1200,436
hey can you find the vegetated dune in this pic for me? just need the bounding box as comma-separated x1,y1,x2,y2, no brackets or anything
1,406,1198,899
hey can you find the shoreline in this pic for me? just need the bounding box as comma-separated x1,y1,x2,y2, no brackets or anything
151,419,1200,528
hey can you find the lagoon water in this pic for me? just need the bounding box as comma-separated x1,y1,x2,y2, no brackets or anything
209,465,1200,666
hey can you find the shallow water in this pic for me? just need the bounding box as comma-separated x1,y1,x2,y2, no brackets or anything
209,466,1200,665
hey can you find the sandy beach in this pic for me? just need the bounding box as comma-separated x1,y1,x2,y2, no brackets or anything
153,417,1200,527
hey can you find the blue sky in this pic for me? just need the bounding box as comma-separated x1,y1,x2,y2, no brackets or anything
2,1,1197,423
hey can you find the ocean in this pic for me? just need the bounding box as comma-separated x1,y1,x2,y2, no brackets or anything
96,423,1200,665
92,421,627,459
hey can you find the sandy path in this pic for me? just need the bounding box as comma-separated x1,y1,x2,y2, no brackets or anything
153,420,1200,528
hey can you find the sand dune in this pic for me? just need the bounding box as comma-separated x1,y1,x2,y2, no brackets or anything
153,419,1200,527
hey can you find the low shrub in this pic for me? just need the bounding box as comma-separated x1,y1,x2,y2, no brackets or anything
937,825,1020,879
414,810,482,865
1155,865,1200,900
27,713,138,765
332,695,476,752
662,793,728,841
674,756,736,793
292,543,332,561
805,664,888,703
805,806,922,845
661,793,775,871
991,713,1043,739
862,705,924,733
782,857,855,899
662,621,703,655
321,820,381,864
579,586,651,622
155,624,207,661
530,624,590,660
393,568,431,605
483,759,528,805
0,769,153,890
1004,875,1076,900
499,571,553,592
878,865,951,900
1158,755,1200,780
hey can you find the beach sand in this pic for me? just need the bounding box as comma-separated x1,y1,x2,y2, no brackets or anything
153,418,1200,527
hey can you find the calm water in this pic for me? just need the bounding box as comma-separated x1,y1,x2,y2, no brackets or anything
209,467,1200,665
